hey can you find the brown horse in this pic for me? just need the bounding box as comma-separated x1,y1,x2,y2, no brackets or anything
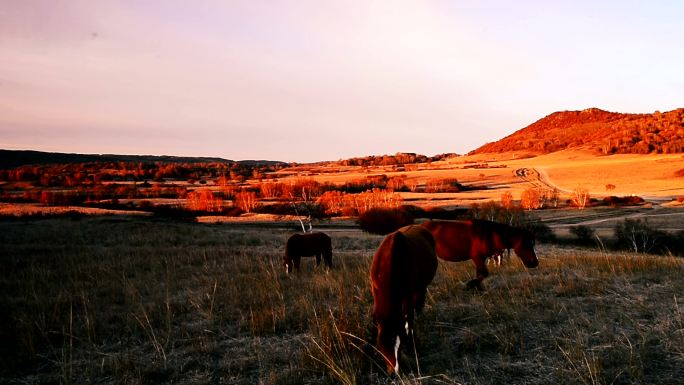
370,225,437,374
284,232,332,273
421,219,538,290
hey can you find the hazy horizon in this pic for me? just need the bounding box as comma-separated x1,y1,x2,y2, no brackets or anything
2,1,683,162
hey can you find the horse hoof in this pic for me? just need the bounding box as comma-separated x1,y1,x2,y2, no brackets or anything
466,280,484,291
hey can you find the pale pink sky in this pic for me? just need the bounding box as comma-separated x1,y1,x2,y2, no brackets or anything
1,1,683,162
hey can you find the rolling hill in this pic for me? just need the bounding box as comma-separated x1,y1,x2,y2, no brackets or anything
0,149,285,169
471,107,684,155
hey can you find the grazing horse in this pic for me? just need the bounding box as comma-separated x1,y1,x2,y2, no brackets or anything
421,219,538,290
370,225,438,374
284,232,332,273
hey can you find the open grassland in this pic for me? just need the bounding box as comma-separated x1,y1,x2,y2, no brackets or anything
282,150,684,207
2,217,684,384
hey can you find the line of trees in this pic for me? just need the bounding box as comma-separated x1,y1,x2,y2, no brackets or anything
0,161,285,186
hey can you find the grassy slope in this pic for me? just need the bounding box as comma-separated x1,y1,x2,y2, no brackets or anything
1,217,684,384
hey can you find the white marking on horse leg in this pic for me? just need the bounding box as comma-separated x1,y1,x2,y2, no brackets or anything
394,335,400,374
405,321,409,335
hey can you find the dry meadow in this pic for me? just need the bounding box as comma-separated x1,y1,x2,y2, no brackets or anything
2,216,684,384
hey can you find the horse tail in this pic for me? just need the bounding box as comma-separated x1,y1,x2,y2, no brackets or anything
390,231,411,304
322,233,333,267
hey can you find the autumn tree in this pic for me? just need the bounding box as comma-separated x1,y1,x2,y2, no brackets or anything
520,187,545,210
548,187,560,208
234,190,258,213
317,190,348,216
259,182,282,199
353,188,403,214
285,178,323,232
187,190,224,212
570,187,590,209
500,191,514,209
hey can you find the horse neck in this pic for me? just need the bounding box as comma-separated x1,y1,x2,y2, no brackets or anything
509,229,531,255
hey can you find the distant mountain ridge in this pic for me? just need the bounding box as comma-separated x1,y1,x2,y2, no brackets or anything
0,149,285,169
471,108,684,155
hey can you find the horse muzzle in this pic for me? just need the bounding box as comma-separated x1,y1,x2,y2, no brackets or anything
525,259,539,268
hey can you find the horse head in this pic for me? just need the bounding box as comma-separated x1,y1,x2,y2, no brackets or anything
283,234,297,274
375,319,402,374
512,229,538,268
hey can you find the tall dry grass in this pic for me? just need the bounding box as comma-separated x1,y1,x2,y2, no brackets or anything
1,217,683,384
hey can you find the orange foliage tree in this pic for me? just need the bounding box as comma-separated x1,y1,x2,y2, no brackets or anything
571,187,590,209
234,191,258,213
187,190,223,212
520,187,545,210
500,191,514,209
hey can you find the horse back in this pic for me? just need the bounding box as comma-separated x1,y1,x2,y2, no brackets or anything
371,225,437,320
397,225,437,288
421,220,473,261
286,232,331,257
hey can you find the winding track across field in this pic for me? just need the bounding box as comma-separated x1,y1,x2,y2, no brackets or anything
514,167,571,194
514,168,684,232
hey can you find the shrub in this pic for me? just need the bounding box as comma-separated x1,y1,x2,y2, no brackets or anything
521,219,556,243
602,196,645,206
254,202,328,219
468,202,555,243
569,225,596,244
224,206,244,217
357,207,414,235
469,201,526,227
613,219,665,253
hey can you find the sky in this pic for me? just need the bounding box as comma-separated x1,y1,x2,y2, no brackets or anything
1,1,683,163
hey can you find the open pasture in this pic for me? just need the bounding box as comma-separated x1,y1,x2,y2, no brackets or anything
2,217,684,384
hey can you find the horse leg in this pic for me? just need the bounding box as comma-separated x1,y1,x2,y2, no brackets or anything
315,252,321,267
413,291,427,315
402,300,423,373
294,256,301,271
466,258,489,290
324,250,333,269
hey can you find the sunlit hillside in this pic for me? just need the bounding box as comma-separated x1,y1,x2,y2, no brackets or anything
471,108,684,155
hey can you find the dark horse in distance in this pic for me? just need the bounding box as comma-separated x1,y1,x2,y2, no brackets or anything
421,219,538,290
284,232,333,273
370,225,438,374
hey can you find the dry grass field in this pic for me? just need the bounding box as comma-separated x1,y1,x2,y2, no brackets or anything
2,216,684,384
281,150,684,208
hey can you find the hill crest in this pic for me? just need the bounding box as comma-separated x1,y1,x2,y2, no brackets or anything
0,149,286,169
471,108,684,155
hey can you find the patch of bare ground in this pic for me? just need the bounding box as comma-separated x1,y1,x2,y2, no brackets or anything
2,218,684,384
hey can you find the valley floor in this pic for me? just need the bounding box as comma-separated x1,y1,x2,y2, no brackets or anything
2,217,684,384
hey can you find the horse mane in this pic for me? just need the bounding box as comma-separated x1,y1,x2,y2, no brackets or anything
470,219,532,249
